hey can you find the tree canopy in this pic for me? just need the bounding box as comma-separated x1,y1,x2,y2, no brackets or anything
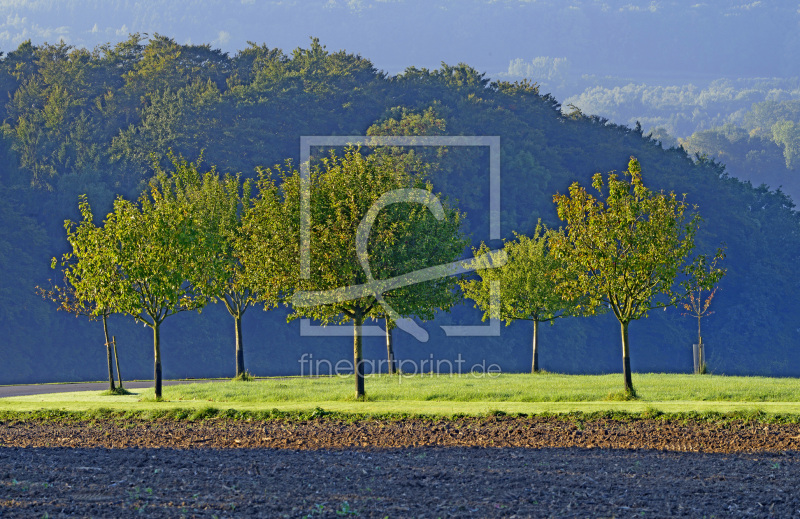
461,223,580,373
288,147,466,397
549,157,725,394
87,173,210,398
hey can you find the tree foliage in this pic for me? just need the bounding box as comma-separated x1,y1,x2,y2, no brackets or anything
147,154,272,378
287,147,466,397
549,157,725,393
94,176,209,397
461,223,580,372
49,198,120,390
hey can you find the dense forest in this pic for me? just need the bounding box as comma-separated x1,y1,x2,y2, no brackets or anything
1,35,798,384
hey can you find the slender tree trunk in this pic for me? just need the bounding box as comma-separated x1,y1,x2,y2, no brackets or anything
235,313,245,378
698,336,705,374
112,336,123,389
697,315,702,347
354,313,365,398
153,322,162,399
620,320,633,394
224,297,250,379
698,315,705,373
385,317,396,375
531,320,540,373
102,314,116,391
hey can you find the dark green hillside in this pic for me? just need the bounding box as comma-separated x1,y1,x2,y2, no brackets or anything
0,36,798,384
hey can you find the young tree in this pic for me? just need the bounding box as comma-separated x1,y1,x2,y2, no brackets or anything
549,157,724,395
382,316,397,374
199,172,258,379
682,254,724,374
50,196,123,391
461,223,580,373
98,178,208,399
369,199,466,373
366,107,453,374
152,155,277,379
236,164,299,373
684,286,717,374
287,148,466,398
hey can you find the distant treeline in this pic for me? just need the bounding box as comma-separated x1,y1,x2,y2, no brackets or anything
0,35,798,384
563,78,800,138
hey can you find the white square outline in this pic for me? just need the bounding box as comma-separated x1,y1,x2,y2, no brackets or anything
299,135,501,337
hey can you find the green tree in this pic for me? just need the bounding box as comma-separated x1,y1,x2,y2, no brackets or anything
121,34,227,97
235,163,303,374
365,106,453,371
549,157,724,395
461,223,580,373
148,154,263,378
371,153,467,338
166,155,299,379
287,148,466,398
2,42,105,188
94,178,208,399
51,196,121,391
111,80,223,171
36,274,121,391
742,100,800,139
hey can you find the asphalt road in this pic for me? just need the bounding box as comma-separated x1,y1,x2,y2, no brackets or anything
0,379,221,398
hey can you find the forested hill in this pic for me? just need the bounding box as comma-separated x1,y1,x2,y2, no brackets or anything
1,35,798,384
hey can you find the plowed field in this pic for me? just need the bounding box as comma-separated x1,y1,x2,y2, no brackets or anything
2,416,800,517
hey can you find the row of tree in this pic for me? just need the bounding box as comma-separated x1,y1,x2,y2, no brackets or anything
466,157,723,395
52,147,464,398
2,35,796,383
52,145,723,399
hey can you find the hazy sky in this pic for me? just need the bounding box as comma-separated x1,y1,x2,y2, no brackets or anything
0,0,797,82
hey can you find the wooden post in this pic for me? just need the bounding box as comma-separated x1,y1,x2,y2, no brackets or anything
112,336,123,389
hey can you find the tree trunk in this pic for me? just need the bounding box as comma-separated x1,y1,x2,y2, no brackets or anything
235,313,245,378
102,314,116,391
112,335,123,389
153,322,162,399
697,315,702,348
385,317,396,375
354,313,365,398
698,336,705,374
531,320,540,373
620,320,633,394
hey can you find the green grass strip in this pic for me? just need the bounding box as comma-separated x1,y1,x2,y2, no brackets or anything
3,373,800,421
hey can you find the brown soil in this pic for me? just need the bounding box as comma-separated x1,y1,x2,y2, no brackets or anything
3,416,800,452
2,416,800,517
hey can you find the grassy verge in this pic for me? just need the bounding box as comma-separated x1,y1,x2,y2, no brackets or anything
2,373,800,420
158,372,800,402
1,406,799,425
